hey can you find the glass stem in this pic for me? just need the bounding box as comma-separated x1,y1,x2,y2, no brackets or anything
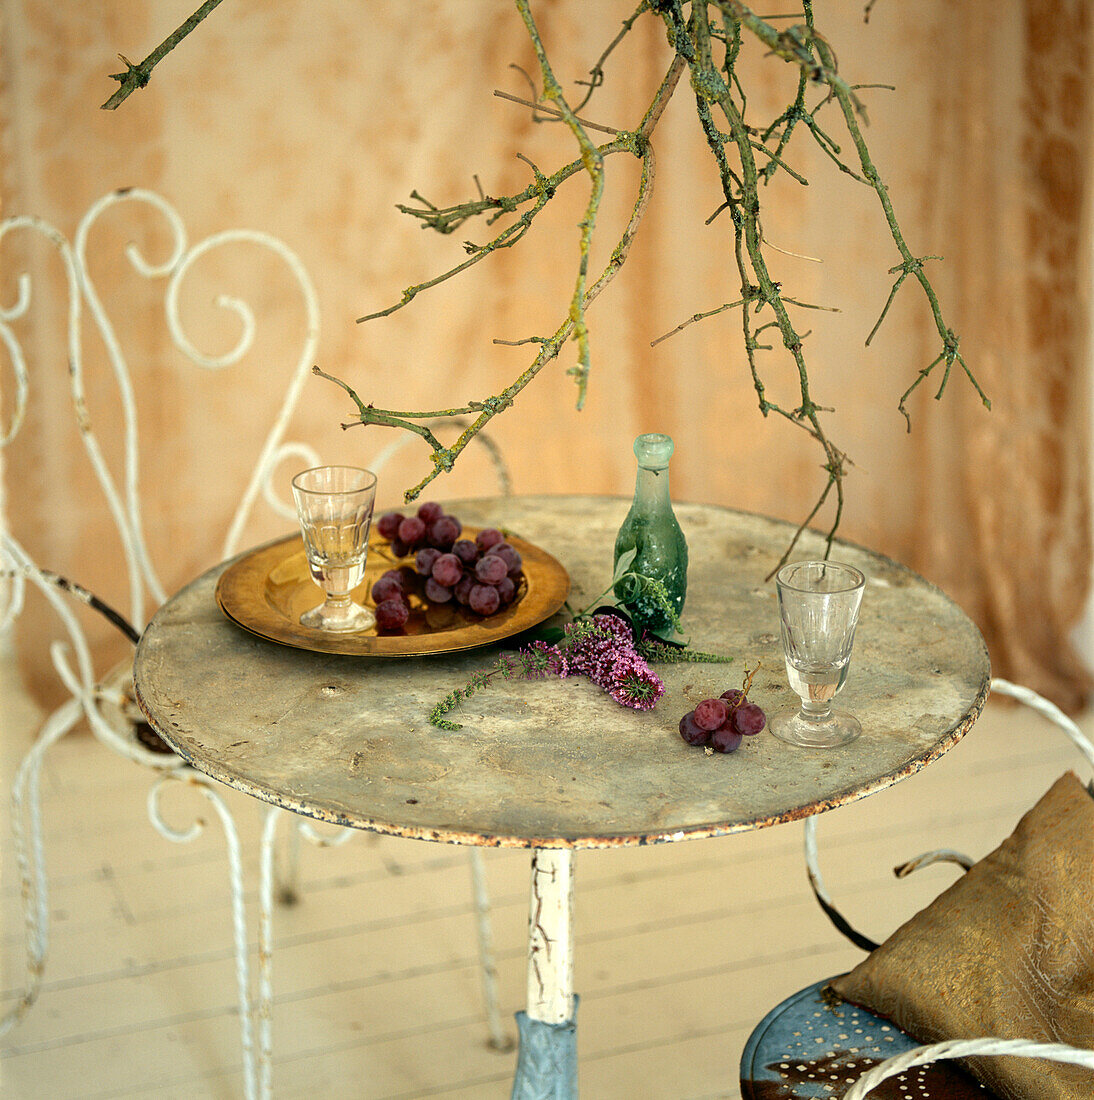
801,699,832,721
324,592,352,608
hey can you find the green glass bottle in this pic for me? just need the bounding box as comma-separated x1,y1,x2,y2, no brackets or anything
613,432,688,634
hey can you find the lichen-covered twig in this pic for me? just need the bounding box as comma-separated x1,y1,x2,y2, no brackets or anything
810,36,991,428
515,0,604,408
646,1,984,573
319,25,685,505
101,0,225,110
96,4,983,557
571,2,652,113
323,130,664,503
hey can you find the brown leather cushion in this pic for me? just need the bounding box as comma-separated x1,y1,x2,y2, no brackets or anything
830,771,1094,1100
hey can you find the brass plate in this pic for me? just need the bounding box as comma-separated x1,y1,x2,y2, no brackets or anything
214,526,571,657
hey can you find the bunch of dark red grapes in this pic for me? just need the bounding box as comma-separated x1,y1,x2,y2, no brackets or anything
679,688,766,754
371,502,523,631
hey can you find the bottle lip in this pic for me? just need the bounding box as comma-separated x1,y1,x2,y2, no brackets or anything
634,432,674,469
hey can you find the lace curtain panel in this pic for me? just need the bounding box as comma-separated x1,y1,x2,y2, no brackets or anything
1,1,1091,709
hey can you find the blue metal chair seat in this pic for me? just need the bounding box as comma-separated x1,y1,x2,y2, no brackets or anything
740,978,992,1099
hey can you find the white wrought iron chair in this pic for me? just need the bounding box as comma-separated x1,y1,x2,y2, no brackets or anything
739,678,1094,1098
0,188,510,1100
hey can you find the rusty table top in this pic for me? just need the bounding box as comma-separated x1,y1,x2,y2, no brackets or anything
134,495,990,849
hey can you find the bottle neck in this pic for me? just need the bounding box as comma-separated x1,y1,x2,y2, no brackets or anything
633,465,671,511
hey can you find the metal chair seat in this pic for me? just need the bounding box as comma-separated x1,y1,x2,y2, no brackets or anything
740,978,992,1098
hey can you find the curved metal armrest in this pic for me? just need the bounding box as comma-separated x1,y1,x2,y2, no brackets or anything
92,660,191,771
989,677,1094,773
843,1037,1094,1099
804,677,1094,951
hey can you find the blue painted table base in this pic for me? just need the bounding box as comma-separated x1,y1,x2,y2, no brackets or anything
510,999,579,1100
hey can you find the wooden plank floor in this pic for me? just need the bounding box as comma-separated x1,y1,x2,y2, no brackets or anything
1,652,1088,1099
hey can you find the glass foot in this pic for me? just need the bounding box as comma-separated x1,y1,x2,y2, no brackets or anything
300,599,375,634
771,706,861,748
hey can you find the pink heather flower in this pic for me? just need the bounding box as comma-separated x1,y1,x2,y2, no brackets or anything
574,642,616,684
611,673,663,710
608,652,664,709
563,615,631,680
521,641,568,680
561,613,663,711
591,612,635,647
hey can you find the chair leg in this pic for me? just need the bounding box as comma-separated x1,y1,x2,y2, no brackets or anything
257,806,282,1100
468,847,514,1051
148,773,267,1100
0,697,83,1037
274,813,303,906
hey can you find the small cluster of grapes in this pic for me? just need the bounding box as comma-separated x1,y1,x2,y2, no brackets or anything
679,685,766,754
376,501,462,559
372,502,523,630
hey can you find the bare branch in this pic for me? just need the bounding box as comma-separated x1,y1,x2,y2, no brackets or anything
651,298,748,347
811,36,990,420
493,90,621,136
101,0,226,110
572,2,651,112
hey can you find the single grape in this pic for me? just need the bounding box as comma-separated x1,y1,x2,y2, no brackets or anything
389,537,409,558
417,501,444,524
720,689,744,709
495,574,516,605
679,711,710,746
370,575,405,604
468,583,501,615
453,572,475,605
376,512,403,540
431,552,463,587
428,515,461,549
375,598,409,631
452,539,478,565
732,702,766,736
476,527,505,552
491,543,522,575
424,577,453,603
693,697,729,732
711,725,743,753
474,554,508,585
414,547,442,576
397,515,426,546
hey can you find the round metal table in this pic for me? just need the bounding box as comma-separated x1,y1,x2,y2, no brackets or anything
133,495,991,1097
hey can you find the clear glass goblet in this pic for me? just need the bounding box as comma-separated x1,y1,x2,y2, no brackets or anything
291,465,378,633
771,559,866,749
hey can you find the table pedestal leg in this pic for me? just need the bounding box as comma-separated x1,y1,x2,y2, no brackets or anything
511,848,578,1099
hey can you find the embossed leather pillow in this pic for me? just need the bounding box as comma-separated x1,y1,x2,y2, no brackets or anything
830,771,1094,1100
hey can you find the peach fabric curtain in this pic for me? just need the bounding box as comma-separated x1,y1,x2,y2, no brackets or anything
1,2,1091,709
